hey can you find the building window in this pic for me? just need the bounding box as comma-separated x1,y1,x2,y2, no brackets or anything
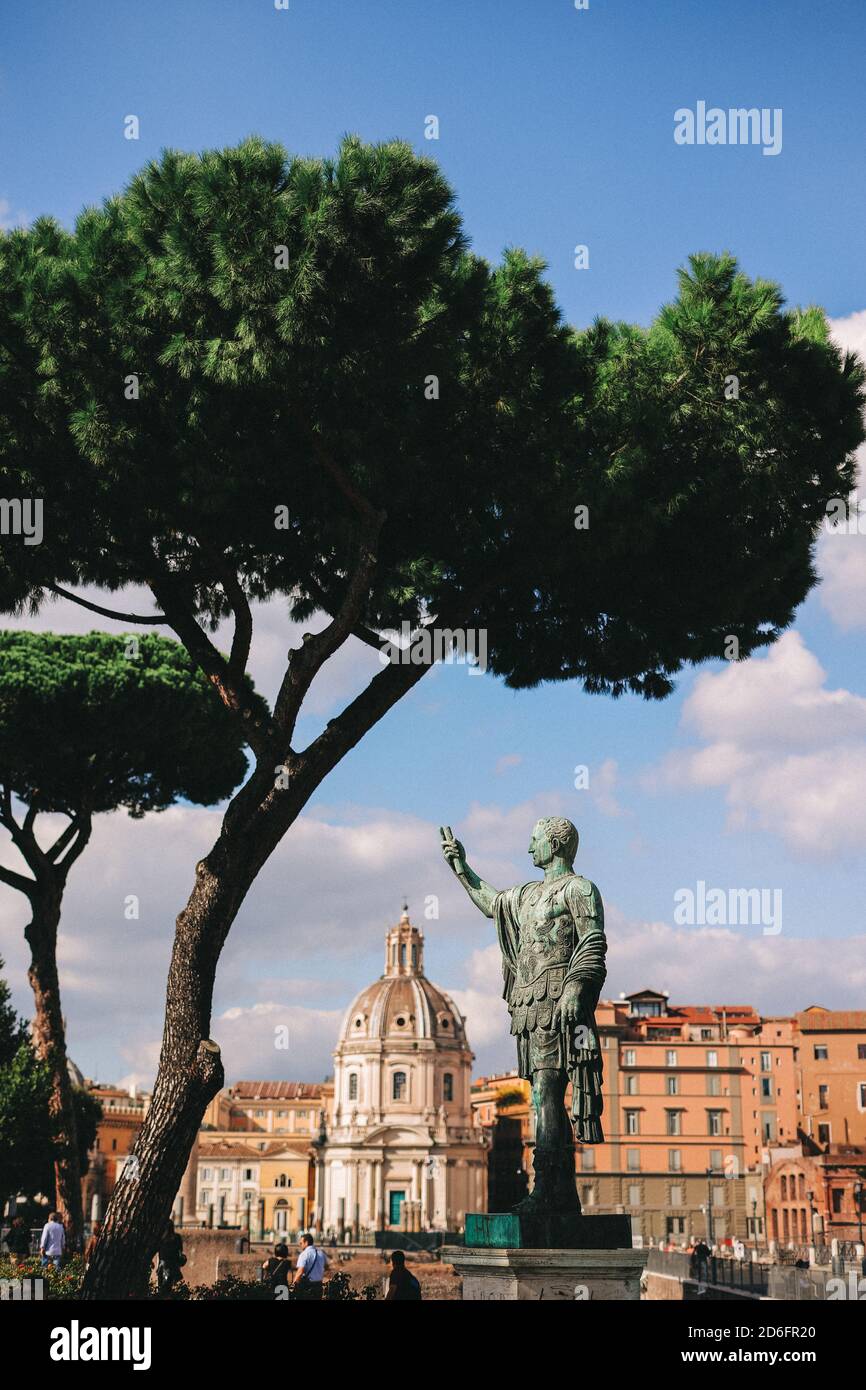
706,1050,718,1068
762,1113,777,1142
817,1123,831,1145
668,1150,682,1172
713,1185,725,1208
707,1074,722,1097
760,1077,773,1099
858,1044,866,1061
625,1109,640,1135
627,1149,640,1172
220,1168,230,1181
400,944,407,966
781,1175,788,1200
666,1075,678,1096
623,1049,636,1067
832,1189,844,1214
666,1049,678,1067
707,1110,724,1137
666,1109,681,1136
348,1072,358,1101
392,1071,407,1101
276,1173,288,1188
859,1083,866,1110
580,1149,595,1171
625,1075,639,1096
201,1168,212,1181
581,1185,596,1207
243,1168,253,1181
814,1045,828,1060
628,1185,641,1207
670,1185,683,1207
201,1190,211,1207
666,1216,686,1236
443,1073,454,1103
761,1051,771,1071
818,1084,829,1110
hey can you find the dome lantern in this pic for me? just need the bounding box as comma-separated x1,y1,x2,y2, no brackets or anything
384,902,424,978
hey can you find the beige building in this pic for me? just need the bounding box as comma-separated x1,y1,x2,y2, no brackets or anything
320,907,487,1235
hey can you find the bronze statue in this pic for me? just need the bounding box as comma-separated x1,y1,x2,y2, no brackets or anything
441,817,606,1214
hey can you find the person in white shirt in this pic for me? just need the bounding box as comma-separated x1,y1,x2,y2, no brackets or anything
293,1232,327,1300
40,1211,66,1271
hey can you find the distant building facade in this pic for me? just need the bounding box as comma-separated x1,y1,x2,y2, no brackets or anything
319,907,487,1235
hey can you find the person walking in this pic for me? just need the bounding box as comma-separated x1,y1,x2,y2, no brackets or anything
39,1212,66,1271
156,1219,186,1295
84,1221,102,1267
4,1215,31,1268
385,1249,422,1301
292,1232,327,1300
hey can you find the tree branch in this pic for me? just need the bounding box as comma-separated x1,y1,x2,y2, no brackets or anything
0,860,36,895
55,813,92,875
273,506,385,740
220,566,254,681
45,584,168,626
149,572,272,760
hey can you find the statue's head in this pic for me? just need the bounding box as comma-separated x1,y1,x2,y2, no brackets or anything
529,816,579,868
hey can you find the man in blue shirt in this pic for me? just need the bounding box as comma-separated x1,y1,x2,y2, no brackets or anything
293,1232,327,1300
39,1212,66,1271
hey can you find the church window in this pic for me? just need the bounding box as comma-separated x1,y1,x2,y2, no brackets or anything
443,1073,454,1103
393,1071,407,1101
400,944,407,965
395,1015,407,1027
348,1073,358,1101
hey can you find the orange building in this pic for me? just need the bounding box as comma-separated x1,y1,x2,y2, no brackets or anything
81,1083,149,1221
471,989,866,1249
796,1007,866,1149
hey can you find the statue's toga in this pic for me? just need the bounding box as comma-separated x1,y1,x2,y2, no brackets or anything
441,816,606,1214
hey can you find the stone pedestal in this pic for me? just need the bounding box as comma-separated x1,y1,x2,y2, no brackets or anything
443,1245,648,1301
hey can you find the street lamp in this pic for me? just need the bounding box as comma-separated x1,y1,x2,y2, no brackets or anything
705,1168,715,1246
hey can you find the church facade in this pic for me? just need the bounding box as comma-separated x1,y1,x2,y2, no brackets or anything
318,907,487,1235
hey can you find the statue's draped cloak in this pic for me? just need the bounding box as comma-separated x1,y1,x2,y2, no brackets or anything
493,876,607,1143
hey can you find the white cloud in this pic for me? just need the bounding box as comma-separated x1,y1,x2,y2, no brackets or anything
655,632,866,854
818,310,866,629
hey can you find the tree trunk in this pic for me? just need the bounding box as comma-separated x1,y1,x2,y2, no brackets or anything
81,645,433,1298
81,767,303,1298
25,891,84,1252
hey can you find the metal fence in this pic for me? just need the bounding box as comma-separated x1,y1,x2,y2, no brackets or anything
646,1248,864,1301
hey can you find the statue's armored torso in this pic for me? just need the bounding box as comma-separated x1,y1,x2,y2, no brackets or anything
508,874,598,1034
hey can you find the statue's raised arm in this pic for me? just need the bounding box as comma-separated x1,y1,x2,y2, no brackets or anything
439,825,498,918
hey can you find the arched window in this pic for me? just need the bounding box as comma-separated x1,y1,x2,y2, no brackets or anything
348,1072,358,1101
393,1071,407,1101
780,1175,787,1200
400,944,407,966
277,1173,287,1188
443,1072,454,1103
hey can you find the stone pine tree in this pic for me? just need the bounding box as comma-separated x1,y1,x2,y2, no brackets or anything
0,137,861,1296
0,631,253,1251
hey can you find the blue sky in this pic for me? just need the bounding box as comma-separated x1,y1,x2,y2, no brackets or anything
1,0,865,1085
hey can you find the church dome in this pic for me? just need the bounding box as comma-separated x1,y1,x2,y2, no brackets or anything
337,905,467,1048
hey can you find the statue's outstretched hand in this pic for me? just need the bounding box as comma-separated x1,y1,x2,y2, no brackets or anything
440,825,467,876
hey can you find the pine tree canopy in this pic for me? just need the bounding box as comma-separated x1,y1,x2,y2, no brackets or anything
0,135,863,699
0,631,253,816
